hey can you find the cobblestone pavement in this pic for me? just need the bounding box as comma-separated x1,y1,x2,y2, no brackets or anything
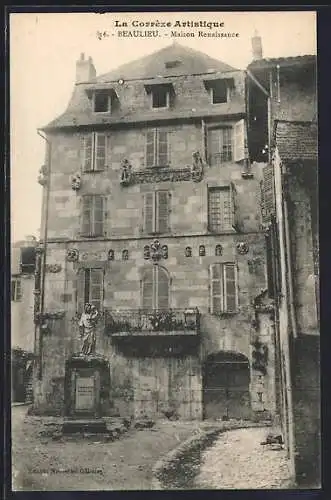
195,427,293,489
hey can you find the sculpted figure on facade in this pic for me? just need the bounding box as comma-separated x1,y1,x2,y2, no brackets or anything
78,303,99,355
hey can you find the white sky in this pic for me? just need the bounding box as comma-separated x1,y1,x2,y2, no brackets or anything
10,11,316,242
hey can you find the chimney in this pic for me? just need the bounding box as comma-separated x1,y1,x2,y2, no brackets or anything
76,52,96,83
252,30,263,61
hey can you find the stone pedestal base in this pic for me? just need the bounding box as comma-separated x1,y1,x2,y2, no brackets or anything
62,418,108,434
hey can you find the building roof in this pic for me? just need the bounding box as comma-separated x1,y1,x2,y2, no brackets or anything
42,43,242,131
248,54,316,70
275,120,318,162
95,42,237,82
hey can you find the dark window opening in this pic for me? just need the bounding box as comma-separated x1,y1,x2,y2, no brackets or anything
165,60,182,69
152,87,169,108
247,79,269,162
94,91,110,113
212,81,228,104
20,247,36,274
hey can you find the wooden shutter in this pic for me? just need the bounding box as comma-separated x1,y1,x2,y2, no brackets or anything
208,129,220,165
210,263,222,313
156,191,169,233
89,269,104,311
144,193,155,233
81,195,92,235
77,269,86,314
142,268,154,309
95,133,107,171
156,267,169,310
93,195,104,236
16,279,22,301
224,263,237,312
82,135,93,171
157,130,168,166
261,164,276,224
230,182,239,230
234,119,245,162
146,130,156,167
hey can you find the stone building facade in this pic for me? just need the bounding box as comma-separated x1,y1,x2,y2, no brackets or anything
11,237,37,402
247,54,319,486
32,42,277,421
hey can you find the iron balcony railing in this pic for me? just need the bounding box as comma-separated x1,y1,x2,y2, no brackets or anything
104,308,200,336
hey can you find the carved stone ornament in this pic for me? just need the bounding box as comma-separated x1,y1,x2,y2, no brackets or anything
37,164,48,186
71,172,82,191
144,245,151,260
185,246,192,257
191,151,204,183
122,249,129,260
66,248,79,262
215,244,223,257
236,242,249,255
120,158,133,186
45,263,62,273
199,245,206,257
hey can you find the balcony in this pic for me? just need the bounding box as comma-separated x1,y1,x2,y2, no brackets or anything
104,308,200,337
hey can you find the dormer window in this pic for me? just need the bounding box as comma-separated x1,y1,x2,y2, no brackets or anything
93,90,111,113
145,83,174,109
86,87,118,114
204,78,234,105
152,86,169,108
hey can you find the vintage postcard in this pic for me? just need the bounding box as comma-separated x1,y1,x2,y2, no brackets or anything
10,10,319,491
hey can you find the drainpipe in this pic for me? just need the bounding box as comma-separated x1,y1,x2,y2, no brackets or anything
36,130,52,380
201,119,207,163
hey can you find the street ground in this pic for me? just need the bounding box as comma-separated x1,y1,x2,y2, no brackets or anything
12,406,293,491
195,427,293,489
12,405,209,491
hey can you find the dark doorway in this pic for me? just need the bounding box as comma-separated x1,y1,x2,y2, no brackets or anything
203,351,251,420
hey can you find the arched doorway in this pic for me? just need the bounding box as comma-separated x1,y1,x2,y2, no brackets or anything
203,351,251,420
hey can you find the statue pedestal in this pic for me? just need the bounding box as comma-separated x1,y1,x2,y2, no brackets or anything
62,353,110,434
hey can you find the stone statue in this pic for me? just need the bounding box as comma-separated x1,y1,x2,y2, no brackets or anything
78,303,99,355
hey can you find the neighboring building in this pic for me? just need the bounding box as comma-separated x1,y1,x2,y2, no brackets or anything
11,236,37,402
247,51,319,487
32,41,277,421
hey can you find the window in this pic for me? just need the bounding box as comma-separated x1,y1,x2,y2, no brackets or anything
151,86,170,109
210,263,238,314
208,186,234,233
210,80,228,104
20,247,36,274
81,195,105,237
93,91,111,113
208,127,233,164
142,266,169,310
144,191,170,234
81,133,107,172
208,120,245,165
146,129,169,167
11,278,22,302
77,268,104,314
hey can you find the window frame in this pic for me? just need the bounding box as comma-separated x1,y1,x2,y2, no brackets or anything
145,128,169,168
77,267,104,314
92,91,112,114
210,262,238,314
207,186,234,233
151,86,170,109
82,132,108,172
11,277,22,302
208,126,233,165
209,81,229,105
141,266,170,310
